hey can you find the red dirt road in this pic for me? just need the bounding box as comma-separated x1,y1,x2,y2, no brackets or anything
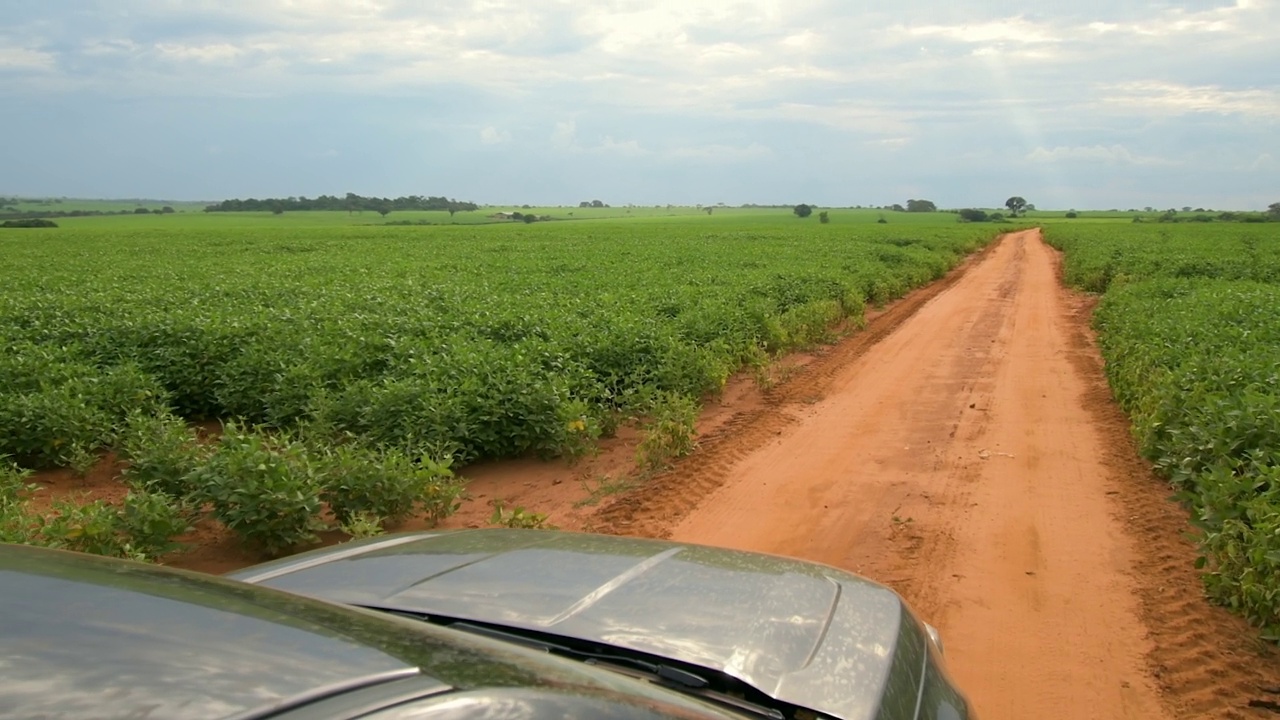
595,230,1280,719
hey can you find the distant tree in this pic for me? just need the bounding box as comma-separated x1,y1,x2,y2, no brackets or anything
818,211,830,224
1065,211,1078,219
375,202,392,218
793,203,813,218
161,206,175,214
133,207,151,214
1004,196,1027,217
877,214,888,224
905,199,937,213
1268,202,1280,220
590,200,605,208
1025,203,1036,212
704,207,713,215
1182,206,1192,213
958,208,989,222
579,201,591,208
522,213,537,224
890,203,905,212
1143,206,1154,213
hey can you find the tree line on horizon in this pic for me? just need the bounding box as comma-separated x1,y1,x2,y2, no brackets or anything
203,193,479,216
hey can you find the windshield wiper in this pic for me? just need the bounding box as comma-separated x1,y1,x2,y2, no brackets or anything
361,605,786,720
446,621,709,689
444,620,783,720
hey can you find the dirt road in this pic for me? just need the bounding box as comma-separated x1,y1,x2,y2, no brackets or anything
594,230,1280,719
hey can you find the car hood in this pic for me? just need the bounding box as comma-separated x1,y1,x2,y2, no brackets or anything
231,529,928,720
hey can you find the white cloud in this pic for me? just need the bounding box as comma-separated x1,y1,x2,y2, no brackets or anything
1246,153,1275,171
0,46,56,71
549,120,647,155
595,136,649,157
1086,0,1264,37
664,143,771,161
479,126,511,145
1100,82,1280,118
1026,145,1178,166
551,120,577,148
154,42,247,63
901,18,1060,45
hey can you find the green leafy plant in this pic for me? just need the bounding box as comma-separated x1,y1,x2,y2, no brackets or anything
635,392,700,472
574,474,635,508
117,411,207,500
36,489,189,561
489,499,554,529
339,512,386,540
189,423,324,555
318,445,463,527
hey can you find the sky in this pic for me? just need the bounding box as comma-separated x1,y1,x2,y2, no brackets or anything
1,0,1277,209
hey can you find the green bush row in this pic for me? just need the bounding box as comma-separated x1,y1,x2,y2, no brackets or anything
1,223,994,467
1047,219,1280,639
4,414,465,558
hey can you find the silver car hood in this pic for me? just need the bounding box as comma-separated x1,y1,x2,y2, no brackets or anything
230,529,929,720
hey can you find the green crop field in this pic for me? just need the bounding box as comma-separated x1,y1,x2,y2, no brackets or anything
1046,222,1280,638
0,210,1001,556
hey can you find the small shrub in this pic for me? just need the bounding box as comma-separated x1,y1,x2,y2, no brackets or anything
635,392,700,471
489,499,554,529
553,399,603,461
117,489,193,557
35,489,189,560
1,218,58,228
118,412,207,500
318,446,463,527
1065,211,1079,219
0,458,37,544
190,424,324,555
1,457,33,503
818,211,830,224
339,512,386,539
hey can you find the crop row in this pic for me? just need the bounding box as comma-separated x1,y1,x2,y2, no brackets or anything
1046,224,1280,638
1,222,993,469
1,220,995,553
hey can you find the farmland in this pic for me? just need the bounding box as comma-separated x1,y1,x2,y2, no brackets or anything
1045,222,1280,638
0,211,1000,554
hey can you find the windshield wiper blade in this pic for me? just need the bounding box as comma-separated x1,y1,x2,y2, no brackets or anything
446,621,707,688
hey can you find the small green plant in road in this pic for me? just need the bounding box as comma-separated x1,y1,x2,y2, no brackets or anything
574,474,635,508
635,392,700,472
489,499,555,529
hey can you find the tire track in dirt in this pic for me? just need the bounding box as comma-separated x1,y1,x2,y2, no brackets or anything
595,230,1280,719
592,237,1001,538
1058,287,1280,719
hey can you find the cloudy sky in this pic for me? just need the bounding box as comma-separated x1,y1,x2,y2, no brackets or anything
2,0,1277,209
